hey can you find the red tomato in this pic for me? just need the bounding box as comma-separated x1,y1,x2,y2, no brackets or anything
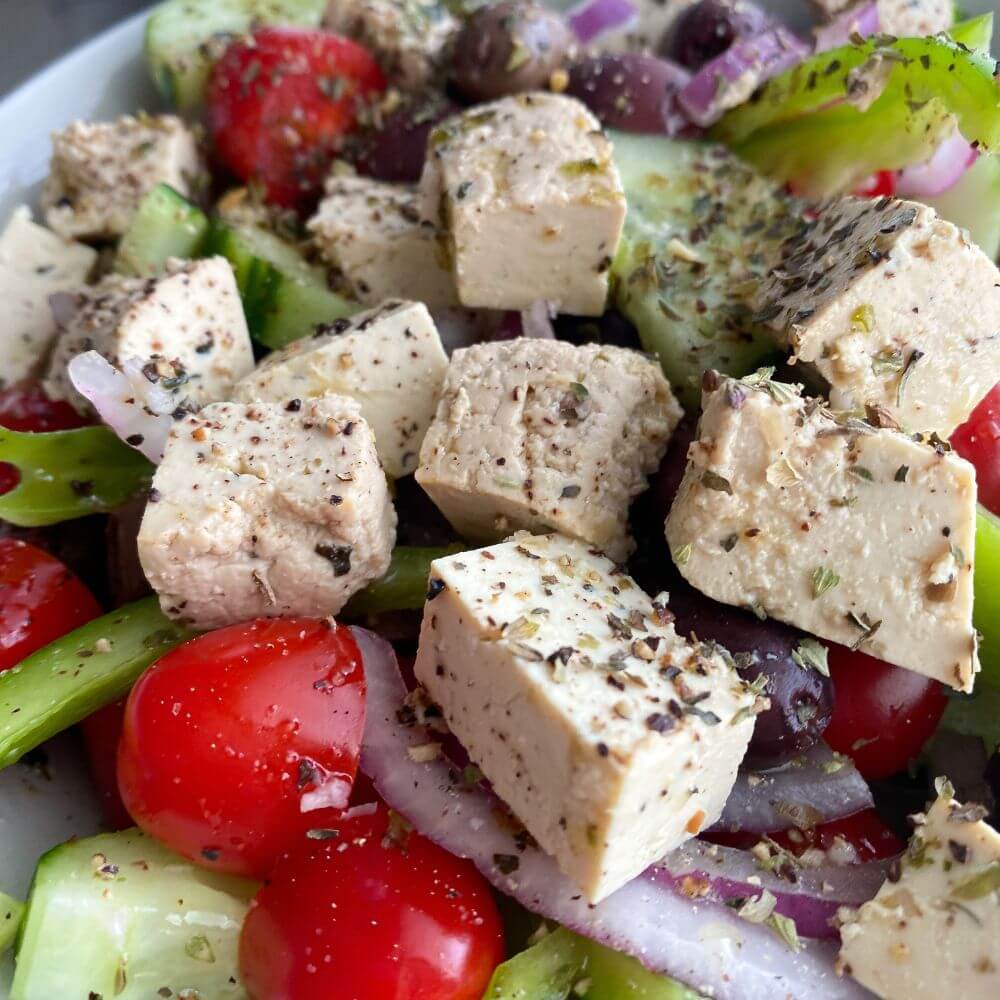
951,382,1000,517
822,644,948,781
117,618,366,878
0,538,101,672
854,170,898,198
239,805,505,1000
207,27,386,208
80,700,133,831
0,381,90,494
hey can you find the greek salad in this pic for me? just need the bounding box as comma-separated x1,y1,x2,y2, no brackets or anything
1,0,999,997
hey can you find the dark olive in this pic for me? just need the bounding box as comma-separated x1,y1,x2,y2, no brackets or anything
667,584,835,763
450,1,575,104
664,0,771,71
553,308,642,350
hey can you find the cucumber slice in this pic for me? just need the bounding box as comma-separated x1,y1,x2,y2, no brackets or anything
610,131,804,409
12,829,256,999
114,183,211,277
0,892,24,955
207,219,358,349
145,0,326,110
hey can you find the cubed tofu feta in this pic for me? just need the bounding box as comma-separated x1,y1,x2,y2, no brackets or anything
323,0,457,90
419,93,626,315
42,115,203,241
414,532,758,903
0,206,96,387
138,397,396,630
44,257,255,414
838,787,1000,999
755,196,1000,436
811,0,953,36
309,176,459,308
416,339,681,561
665,371,980,692
232,299,448,478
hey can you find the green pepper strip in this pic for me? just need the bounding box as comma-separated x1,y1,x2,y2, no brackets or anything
484,926,702,1000
0,427,153,528
0,597,193,771
343,544,466,618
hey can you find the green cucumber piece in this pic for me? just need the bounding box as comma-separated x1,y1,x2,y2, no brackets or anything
207,220,358,348
925,154,1000,260
610,131,802,409
12,829,256,999
974,506,1000,684
0,597,193,770
343,545,466,618
145,0,326,110
114,183,211,277
0,893,24,956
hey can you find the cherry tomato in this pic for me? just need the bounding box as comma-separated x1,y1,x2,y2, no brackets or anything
951,382,1000,517
239,805,505,1000
118,618,366,878
822,644,948,781
80,700,133,831
0,538,102,672
207,27,386,209
0,381,90,494
854,170,898,198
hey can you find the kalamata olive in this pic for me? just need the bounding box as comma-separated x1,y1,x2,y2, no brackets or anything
347,94,458,183
667,584,835,762
664,0,772,71
987,748,1000,826
106,495,152,606
553,308,642,350
450,1,575,104
567,53,692,134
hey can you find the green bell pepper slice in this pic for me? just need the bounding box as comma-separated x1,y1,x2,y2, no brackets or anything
343,544,466,618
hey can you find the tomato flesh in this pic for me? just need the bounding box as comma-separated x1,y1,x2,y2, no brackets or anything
207,27,386,209
117,618,366,878
951,382,1000,517
80,699,133,831
854,170,898,198
239,805,505,1000
822,644,948,781
0,538,101,672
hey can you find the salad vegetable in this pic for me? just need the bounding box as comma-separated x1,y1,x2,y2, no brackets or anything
342,543,466,617
0,893,23,957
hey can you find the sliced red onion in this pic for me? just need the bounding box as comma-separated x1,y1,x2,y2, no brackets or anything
712,742,874,835
813,2,880,53
520,300,557,340
897,129,979,197
354,628,879,999
567,0,638,45
48,290,82,328
678,28,810,128
67,352,175,463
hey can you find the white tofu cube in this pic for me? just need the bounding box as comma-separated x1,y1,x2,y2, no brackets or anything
755,195,1000,436
419,93,627,315
44,257,255,414
665,371,980,692
414,533,758,903
138,397,396,630
323,0,457,89
811,0,953,36
42,115,203,241
416,339,681,561
233,299,449,478
0,206,96,388
838,787,1000,999
309,176,459,308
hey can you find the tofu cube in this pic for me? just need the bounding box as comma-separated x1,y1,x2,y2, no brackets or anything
309,176,459,308
323,0,457,90
416,339,681,561
232,299,449,478
419,93,627,315
138,397,396,630
811,0,953,36
42,115,203,240
44,257,255,414
755,195,1000,436
665,371,980,692
838,787,1000,999
414,533,758,903
0,206,96,388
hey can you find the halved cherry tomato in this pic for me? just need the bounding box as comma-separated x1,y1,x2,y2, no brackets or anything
239,805,505,1000
206,27,386,209
822,644,948,781
79,699,133,831
854,170,898,198
951,382,1000,517
0,538,101,672
0,381,90,494
117,618,366,878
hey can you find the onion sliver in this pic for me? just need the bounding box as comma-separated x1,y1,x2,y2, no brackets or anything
354,628,877,1000
568,0,638,45
814,2,880,53
898,129,979,197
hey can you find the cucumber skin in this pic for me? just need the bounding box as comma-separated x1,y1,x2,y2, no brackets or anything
114,184,211,277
